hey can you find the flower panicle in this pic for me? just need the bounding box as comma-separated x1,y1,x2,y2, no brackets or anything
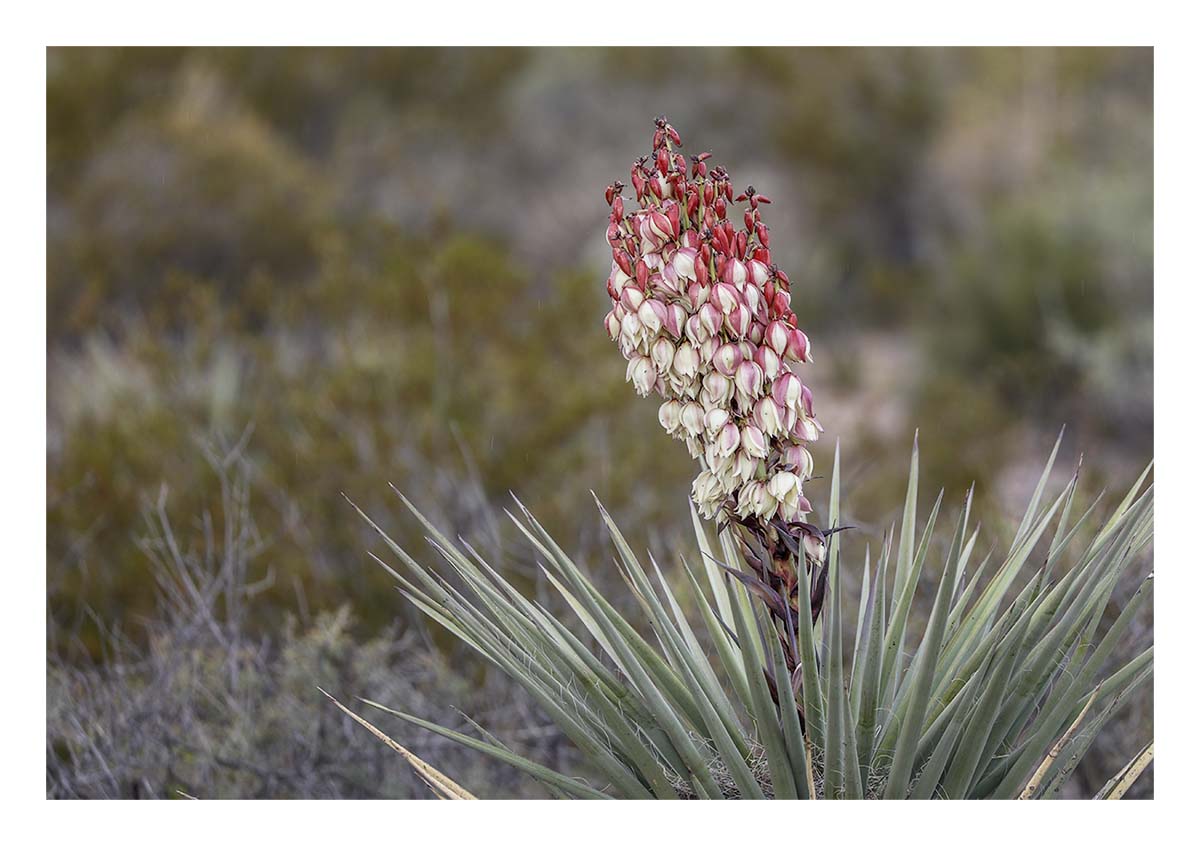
603,117,822,526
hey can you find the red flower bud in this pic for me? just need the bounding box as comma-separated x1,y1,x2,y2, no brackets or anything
666,203,681,238
723,258,748,287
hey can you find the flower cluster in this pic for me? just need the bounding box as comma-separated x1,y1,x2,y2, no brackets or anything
603,118,822,524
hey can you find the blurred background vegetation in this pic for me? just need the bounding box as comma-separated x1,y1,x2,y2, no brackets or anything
46,47,1152,798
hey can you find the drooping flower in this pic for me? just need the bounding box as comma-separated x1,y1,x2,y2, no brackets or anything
602,117,823,525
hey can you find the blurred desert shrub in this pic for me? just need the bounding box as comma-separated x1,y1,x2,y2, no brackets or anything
47,456,566,798
48,46,1150,657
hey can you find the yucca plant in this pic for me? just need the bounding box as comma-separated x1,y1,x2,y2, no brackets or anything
333,434,1152,799
328,119,1153,798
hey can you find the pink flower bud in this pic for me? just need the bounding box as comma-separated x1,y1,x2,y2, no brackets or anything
753,345,782,381
672,247,698,282
664,303,686,339
702,371,733,406
698,336,719,366
666,263,688,293
637,299,667,335
786,328,811,363
735,360,764,400
772,371,803,411
766,320,790,356
713,282,741,315
687,282,710,311
672,342,701,380
793,416,820,442
801,384,815,417
748,259,771,287
680,401,705,437
717,422,740,457
742,283,764,317
685,313,710,346
651,337,676,374
713,343,743,377
704,407,730,436
741,424,768,459
699,302,723,337
648,211,672,241
782,444,815,478
658,399,682,435
620,287,645,312
723,258,748,287
752,396,786,437
725,304,751,337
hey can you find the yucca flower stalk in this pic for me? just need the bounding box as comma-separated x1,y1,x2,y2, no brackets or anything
330,121,1153,799
603,119,832,677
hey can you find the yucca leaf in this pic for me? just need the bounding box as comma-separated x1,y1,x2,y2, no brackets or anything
729,579,797,799
878,490,944,713
793,524,825,753
690,502,737,628
363,701,613,799
1093,740,1154,800
851,538,889,785
320,689,478,800
1010,427,1064,554
761,593,811,797
907,654,991,799
883,534,958,798
1035,665,1153,799
938,579,1041,799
